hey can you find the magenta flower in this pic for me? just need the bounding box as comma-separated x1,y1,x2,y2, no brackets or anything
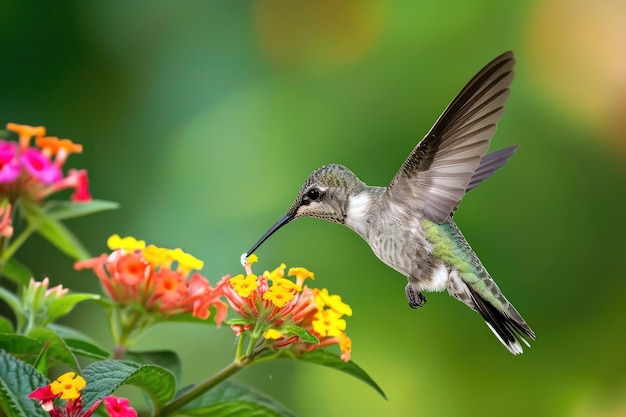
1,123,93,203
103,396,137,417
0,140,20,183
20,148,62,184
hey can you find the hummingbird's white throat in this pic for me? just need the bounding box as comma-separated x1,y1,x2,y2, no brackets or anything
345,192,372,236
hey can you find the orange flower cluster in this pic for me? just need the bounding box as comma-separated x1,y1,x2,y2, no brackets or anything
75,235,227,323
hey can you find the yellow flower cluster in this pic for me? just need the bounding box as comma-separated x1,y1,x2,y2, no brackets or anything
222,256,353,361
107,234,203,272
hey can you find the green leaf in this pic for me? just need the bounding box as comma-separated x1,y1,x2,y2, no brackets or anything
82,360,176,412
123,350,182,383
0,258,34,286
27,327,78,369
0,286,24,328
226,318,251,326
0,334,45,359
48,324,109,360
283,350,386,400
0,350,49,417
280,326,319,344
65,339,109,360
179,380,295,417
43,199,119,221
48,292,100,322
35,217,90,260
0,316,13,333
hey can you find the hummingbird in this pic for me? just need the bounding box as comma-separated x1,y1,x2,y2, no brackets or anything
244,51,535,354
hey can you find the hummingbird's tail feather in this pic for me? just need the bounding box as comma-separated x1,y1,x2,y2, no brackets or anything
465,284,535,355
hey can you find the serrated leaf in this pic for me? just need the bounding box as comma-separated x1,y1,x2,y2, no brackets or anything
123,350,182,382
48,293,100,322
0,350,49,417
82,360,176,412
280,326,319,344
1,258,34,286
35,217,91,260
282,349,386,400
27,328,78,369
43,199,119,221
179,380,295,417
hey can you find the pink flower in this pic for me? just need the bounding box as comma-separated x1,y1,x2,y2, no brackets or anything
103,396,137,417
20,148,62,184
1,123,92,203
0,140,20,183
28,385,57,412
68,169,92,202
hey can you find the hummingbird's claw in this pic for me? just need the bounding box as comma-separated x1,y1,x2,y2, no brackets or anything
405,282,427,309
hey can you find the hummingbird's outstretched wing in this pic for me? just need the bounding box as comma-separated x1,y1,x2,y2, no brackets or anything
387,51,515,224
466,145,518,192
449,145,519,217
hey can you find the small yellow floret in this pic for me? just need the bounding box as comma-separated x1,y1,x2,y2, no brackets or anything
288,267,315,282
263,328,282,339
107,234,146,251
143,245,172,266
263,263,286,281
271,277,301,293
312,309,346,337
315,288,352,316
262,285,295,308
246,253,259,265
229,274,258,297
49,372,86,401
170,248,204,271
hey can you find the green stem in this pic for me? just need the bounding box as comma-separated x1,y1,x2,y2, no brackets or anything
245,335,259,358
234,334,246,361
159,360,246,417
0,224,36,262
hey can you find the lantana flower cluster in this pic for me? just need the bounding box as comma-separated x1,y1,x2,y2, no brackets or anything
75,235,227,323
28,372,136,417
219,254,353,361
1,123,91,204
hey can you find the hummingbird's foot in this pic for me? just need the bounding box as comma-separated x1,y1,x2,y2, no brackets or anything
405,283,427,309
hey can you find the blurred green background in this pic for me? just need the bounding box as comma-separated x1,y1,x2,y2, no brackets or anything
2,0,625,416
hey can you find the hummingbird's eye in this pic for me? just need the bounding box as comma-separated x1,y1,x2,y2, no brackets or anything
306,188,320,201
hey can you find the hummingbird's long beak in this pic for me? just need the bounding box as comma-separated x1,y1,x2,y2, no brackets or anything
245,212,294,257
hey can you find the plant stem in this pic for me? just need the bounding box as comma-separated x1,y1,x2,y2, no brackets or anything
0,224,35,262
159,360,246,417
235,334,246,361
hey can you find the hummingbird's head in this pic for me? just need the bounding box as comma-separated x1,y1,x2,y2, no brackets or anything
245,164,366,257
